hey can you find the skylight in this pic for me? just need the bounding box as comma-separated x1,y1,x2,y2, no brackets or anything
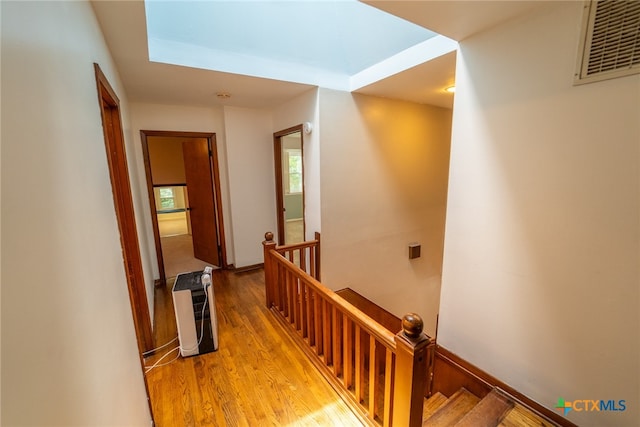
144,0,456,91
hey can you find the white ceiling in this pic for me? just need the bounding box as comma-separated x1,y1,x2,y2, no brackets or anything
364,1,546,42
91,0,545,110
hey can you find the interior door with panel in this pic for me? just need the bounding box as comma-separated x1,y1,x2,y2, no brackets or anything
182,139,220,266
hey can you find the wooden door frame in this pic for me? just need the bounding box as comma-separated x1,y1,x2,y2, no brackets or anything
94,64,154,354
140,130,228,287
273,125,305,246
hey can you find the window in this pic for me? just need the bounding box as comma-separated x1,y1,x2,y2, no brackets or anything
158,187,176,209
286,149,302,194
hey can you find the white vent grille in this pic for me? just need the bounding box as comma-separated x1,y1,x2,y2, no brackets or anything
575,0,640,84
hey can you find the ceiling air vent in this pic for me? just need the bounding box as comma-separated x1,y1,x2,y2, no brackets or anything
575,0,640,85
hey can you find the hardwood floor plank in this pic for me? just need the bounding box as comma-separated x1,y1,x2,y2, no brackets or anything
455,389,514,427
423,388,480,426
145,268,364,426
499,403,557,427
422,392,448,420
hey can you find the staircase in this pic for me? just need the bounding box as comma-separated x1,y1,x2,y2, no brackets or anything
264,235,563,427
423,388,556,427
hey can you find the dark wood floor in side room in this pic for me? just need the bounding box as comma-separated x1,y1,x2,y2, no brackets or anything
145,268,363,427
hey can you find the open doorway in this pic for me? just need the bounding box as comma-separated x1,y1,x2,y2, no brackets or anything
274,125,305,245
140,131,227,286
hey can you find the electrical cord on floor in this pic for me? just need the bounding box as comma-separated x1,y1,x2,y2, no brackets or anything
144,346,180,374
142,336,178,357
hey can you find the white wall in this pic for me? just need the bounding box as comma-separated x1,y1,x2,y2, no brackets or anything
318,89,452,337
223,106,276,267
1,1,150,425
273,88,321,240
439,3,639,426
129,103,234,271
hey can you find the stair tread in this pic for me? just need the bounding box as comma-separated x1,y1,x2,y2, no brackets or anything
423,392,449,420
454,389,514,427
499,403,556,427
423,388,480,426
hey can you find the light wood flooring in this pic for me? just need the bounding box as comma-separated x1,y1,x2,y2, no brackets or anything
145,268,364,427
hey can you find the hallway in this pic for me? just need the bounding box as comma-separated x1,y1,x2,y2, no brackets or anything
145,268,363,426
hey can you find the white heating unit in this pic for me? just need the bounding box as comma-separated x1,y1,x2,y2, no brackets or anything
172,269,219,357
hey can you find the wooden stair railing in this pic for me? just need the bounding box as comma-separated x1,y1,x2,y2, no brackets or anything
263,232,435,427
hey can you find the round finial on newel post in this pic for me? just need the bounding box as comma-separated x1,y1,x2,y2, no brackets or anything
402,313,424,339
265,231,274,242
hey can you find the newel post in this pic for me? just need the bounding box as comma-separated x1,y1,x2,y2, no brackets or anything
392,313,433,427
262,232,277,308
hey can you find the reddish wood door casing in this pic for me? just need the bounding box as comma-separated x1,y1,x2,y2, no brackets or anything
94,64,153,353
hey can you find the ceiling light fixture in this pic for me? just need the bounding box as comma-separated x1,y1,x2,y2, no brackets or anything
445,86,456,93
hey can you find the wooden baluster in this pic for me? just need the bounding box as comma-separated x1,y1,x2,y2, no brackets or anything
383,348,394,427
278,264,285,316
284,267,291,320
291,275,297,328
392,313,432,427
305,283,312,341
297,277,304,334
368,336,377,419
293,275,299,331
314,232,321,281
299,247,307,273
343,317,353,389
355,325,363,403
313,290,321,354
272,262,279,312
288,271,295,325
323,298,332,366
332,307,342,377
310,245,316,278
292,272,298,326
262,232,277,308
